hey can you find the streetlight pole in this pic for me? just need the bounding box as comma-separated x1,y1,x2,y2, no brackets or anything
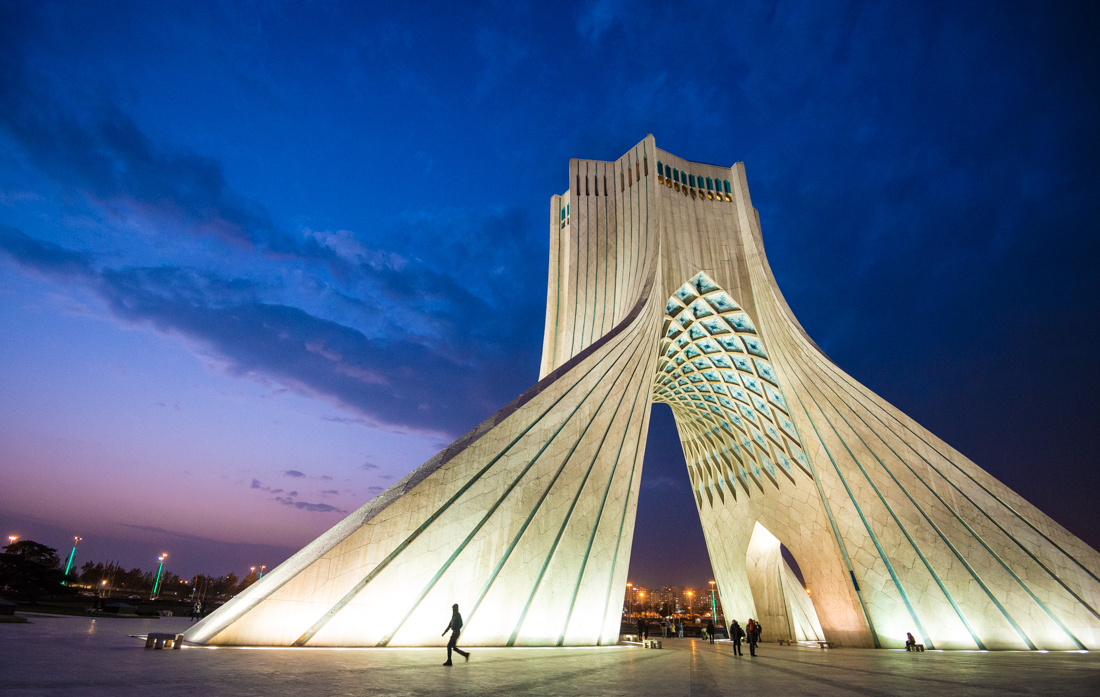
709,580,717,623
687,590,693,619
151,554,167,600
62,536,82,585
259,565,265,579
626,583,633,619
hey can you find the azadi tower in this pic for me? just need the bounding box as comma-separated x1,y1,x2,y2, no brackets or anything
185,136,1100,650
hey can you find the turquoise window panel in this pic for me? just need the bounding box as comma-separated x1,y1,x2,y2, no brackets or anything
696,381,710,390
724,180,731,193
720,370,740,384
690,272,720,294
778,414,798,439
743,336,768,358
688,374,703,384
733,355,753,373
764,422,782,445
689,174,696,187
739,403,757,423
730,387,750,405
674,283,697,304
676,336,689,348
707,292,740,313
683,385,696,393
698,339,720,354
776,450,793,474
752,358,777,383
751,426,769,452
692,358,711,370
711,384,728,396
684,345,701,359
716,335,744,353
677,378,688,386
681,363,695,373
726,313,757,333
703,394,718,404
673,168,679,182
742,375,762,395
711,355,732,368
760,454,776,477
689,299,714,318
674,355,686,365
718,396,735,409
688,324,707,340
764,384,787,412
751,394,771,415
665,298,685,317
702,370,721,382
665,346,677,358
701,317,730,335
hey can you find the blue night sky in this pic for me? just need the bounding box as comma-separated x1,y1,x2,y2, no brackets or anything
1,1,1097,587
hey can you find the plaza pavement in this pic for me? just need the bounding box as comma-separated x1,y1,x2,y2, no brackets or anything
2,615,1098,696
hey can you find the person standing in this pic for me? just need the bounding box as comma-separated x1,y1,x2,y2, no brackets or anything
706,618,716,644
678,620,684,639
441,604,470,666
747,619,758,657
730,620,744,655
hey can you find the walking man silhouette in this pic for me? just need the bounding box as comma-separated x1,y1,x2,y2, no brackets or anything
442,604,470,666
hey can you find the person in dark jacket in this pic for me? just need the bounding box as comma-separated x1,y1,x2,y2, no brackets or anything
441,604,470,666
747,619,759,656
730,620,745,655
706,619,716,644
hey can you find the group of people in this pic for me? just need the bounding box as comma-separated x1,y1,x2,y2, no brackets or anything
438,603,772,667
632,617,764,656
728,618,763,656
636,618,688,640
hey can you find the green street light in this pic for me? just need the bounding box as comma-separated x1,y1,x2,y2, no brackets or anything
62,536,81,584
150,551,167,598
709,580,717,624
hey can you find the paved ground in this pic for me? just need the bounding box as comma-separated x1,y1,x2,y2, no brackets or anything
2,615,1099,696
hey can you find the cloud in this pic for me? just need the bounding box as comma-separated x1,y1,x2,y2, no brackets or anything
365,486,384,497
283,470,306,478
0,14,333,263
359,462,379,471
0,225,539,436
273,496,345,514
320,490,339,496
318,475,332,481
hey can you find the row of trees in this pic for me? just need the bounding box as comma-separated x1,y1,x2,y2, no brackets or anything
1,540,262,603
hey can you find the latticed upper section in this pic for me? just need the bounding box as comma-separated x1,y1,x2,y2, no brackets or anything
653,272,812,506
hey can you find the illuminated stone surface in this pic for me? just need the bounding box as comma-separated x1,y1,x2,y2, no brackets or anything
185,136,1100,649
5,617,1100,696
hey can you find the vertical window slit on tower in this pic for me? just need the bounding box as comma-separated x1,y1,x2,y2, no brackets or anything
586,175,590,196
576,174,580,195
604,175,608,196
620,170,625,192
635,160,641,180
643,156,648,176
628,168,632,186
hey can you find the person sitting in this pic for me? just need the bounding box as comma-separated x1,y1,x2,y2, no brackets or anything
905,632,917,650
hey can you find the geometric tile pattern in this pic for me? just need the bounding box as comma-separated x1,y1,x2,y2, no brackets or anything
653,272,813,505
183,136,1100,651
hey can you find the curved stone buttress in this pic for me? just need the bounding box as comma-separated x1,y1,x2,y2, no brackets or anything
185,136,1100,650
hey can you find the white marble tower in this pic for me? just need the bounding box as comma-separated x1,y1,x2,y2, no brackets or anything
184,136,1100,650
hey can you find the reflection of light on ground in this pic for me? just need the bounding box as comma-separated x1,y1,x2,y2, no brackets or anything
181,644,626,651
